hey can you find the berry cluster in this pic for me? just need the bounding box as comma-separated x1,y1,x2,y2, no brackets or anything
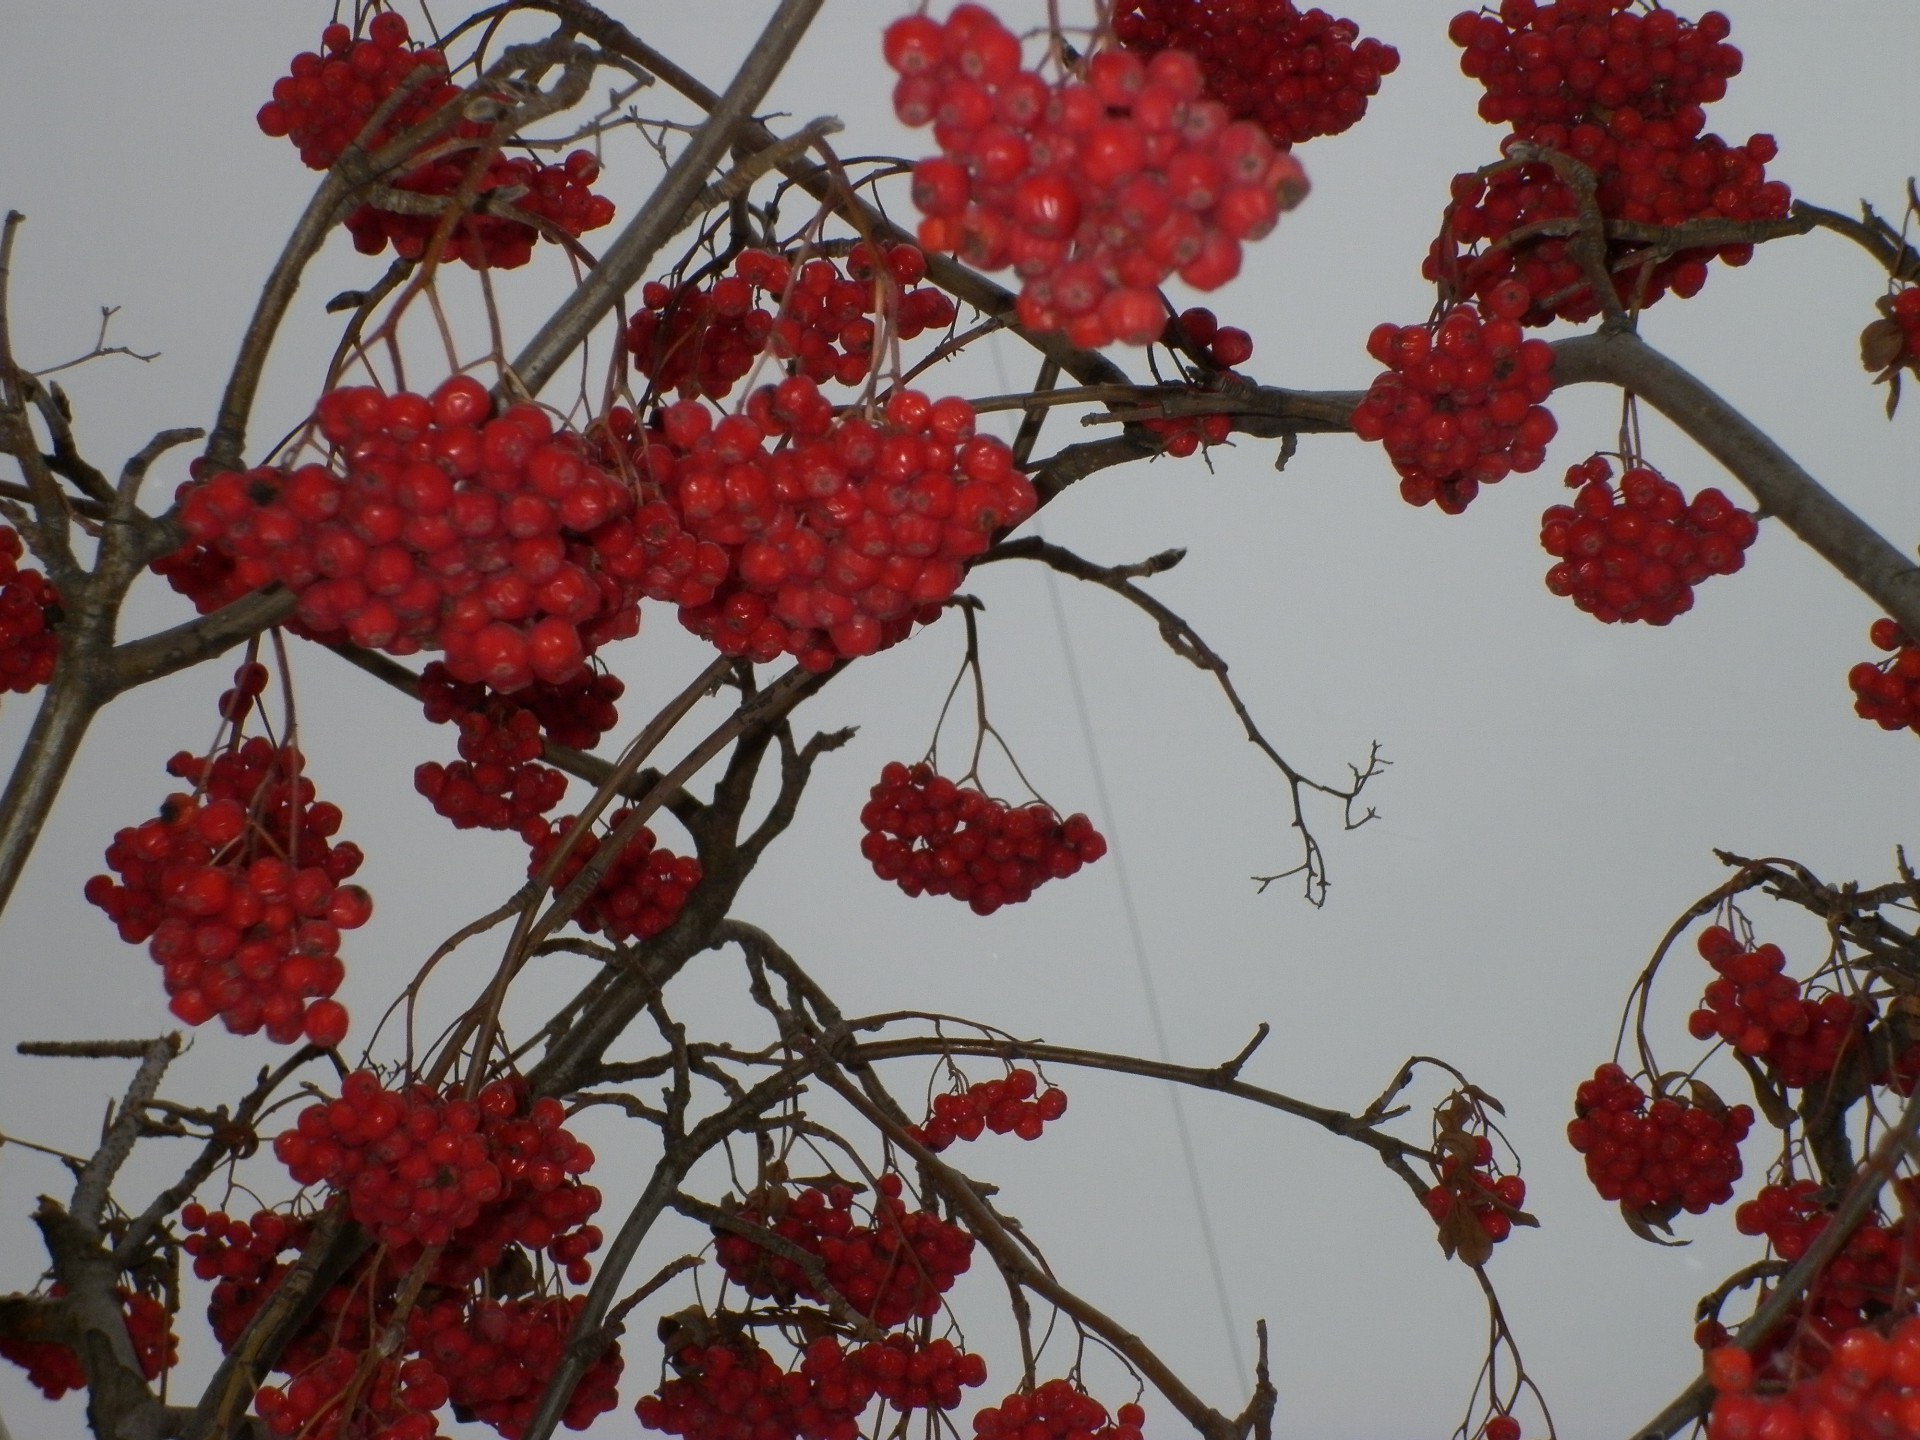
1348,293,1557,513
1143,307,1252,455
713,1173,975,1329
626,244,957,401
908,1067,1069,1151
273,1071,604,1283
257,15,614,269
1566,1064,1752,1218
1436,1,1788,323
182,1206,326,1359
0,525,58,698
1539,457,1758,624
85,691,366,1046
173,377,645,691
1863,286,1920,404
1687,926,1866,1089
1422,1135,1528,1248
1707,1323,1920,1440
1112,0,1400,149
859,762,1108,914
409,1294,623,1435
1848,619,1920,734
1728,1181,1917,1353
888,7,1309,349
413,662,600,837
600,381,1030,669
525,808,702,943
254,1347,448,1440
974,1382,1145,1440
0,1288,175,1401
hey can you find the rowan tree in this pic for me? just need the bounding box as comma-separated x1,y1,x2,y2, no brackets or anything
0,4,1917,1440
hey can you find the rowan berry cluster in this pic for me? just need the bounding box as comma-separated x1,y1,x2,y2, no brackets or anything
1436,0,1788,323
273,1071,604,1284
626,244,958,401
1727,1181,1916,1353
1539,457,1759,624
713,1173,975,1329
859,761,1108,914
1112,0,1400,149
1141,307,1252,455
256,15,614,269
1706,1323,1920,1440
973,1384,1145,1440
84,689,366,1047
0,1288,175,1401
1687,925,1866,1089
525,809,702,943
1422,1135,1528,1247
409,1294,623,1435
601,381,1029,669
1849,619,1920,734
1566,1064,1752,1217
908,1067,1069,1151
1349,292,1558,513
0,525,58,698
173,376,646,692
254,1347,448,1440
888,6,1308,348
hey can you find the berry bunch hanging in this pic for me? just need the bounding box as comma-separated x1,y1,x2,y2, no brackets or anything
597,380,1032,669
84,673,367,1047
1727,1180,1919,1351
253,1347,449,1440
1435,0,1788,323
1539,456,1758,623
1566,1064,1752,1219
1705,1323,1920,1440
1686,925,1867,1089
626,243,958,401
1349,292,1558,513
256,14,614,269
859,761,1108,915
1849,619,1920,735
887,5,1309,349
973,1381,1145,1440
1143,307,1252,455
272,1071,605,1284
1112,0,1400,149
408,1295,624,1435
525,808,702,943
0,525,58,698
908,1066,1069,1150
712,1173,975,1329
172,376,646,692
0,1288,176,1401
1422,1134,1529,1255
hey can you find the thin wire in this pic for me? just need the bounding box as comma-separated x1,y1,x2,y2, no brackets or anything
1037,524,1250,1390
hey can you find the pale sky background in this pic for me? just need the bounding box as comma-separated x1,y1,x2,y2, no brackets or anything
1,4,1918,1438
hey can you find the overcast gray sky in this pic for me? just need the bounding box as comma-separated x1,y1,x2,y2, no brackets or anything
2,4,1918,1438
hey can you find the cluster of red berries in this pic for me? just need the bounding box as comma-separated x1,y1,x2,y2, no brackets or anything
1567,1063,1753,1218
273,1071,604,1283
1112,0,1400,149
1435,1,1788,323
908,1067,1069,1151
409,1294,623,1435
1706,1324,1920,1440
257,15,614,269
0,1288,175,1401
174,377,646,692
859,762,1108,915
414,661,601,837
0,525,58,698
1349,292,1558,513
1848,619,1920,734
182,1206,326,1360
85,685,366,1046
602,381,1030,669
1728,1181,1916,1353
888,7,1308,349
1687,926,1866,1089
1540,457,1759,624
638,1332,987,1440
1422,1135,1528,1247
254,1347,448,1440
525,808,702,943
626,243,958,401
1864,287,1920,399
974,1384,1145,1440
714,1173,974,1329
